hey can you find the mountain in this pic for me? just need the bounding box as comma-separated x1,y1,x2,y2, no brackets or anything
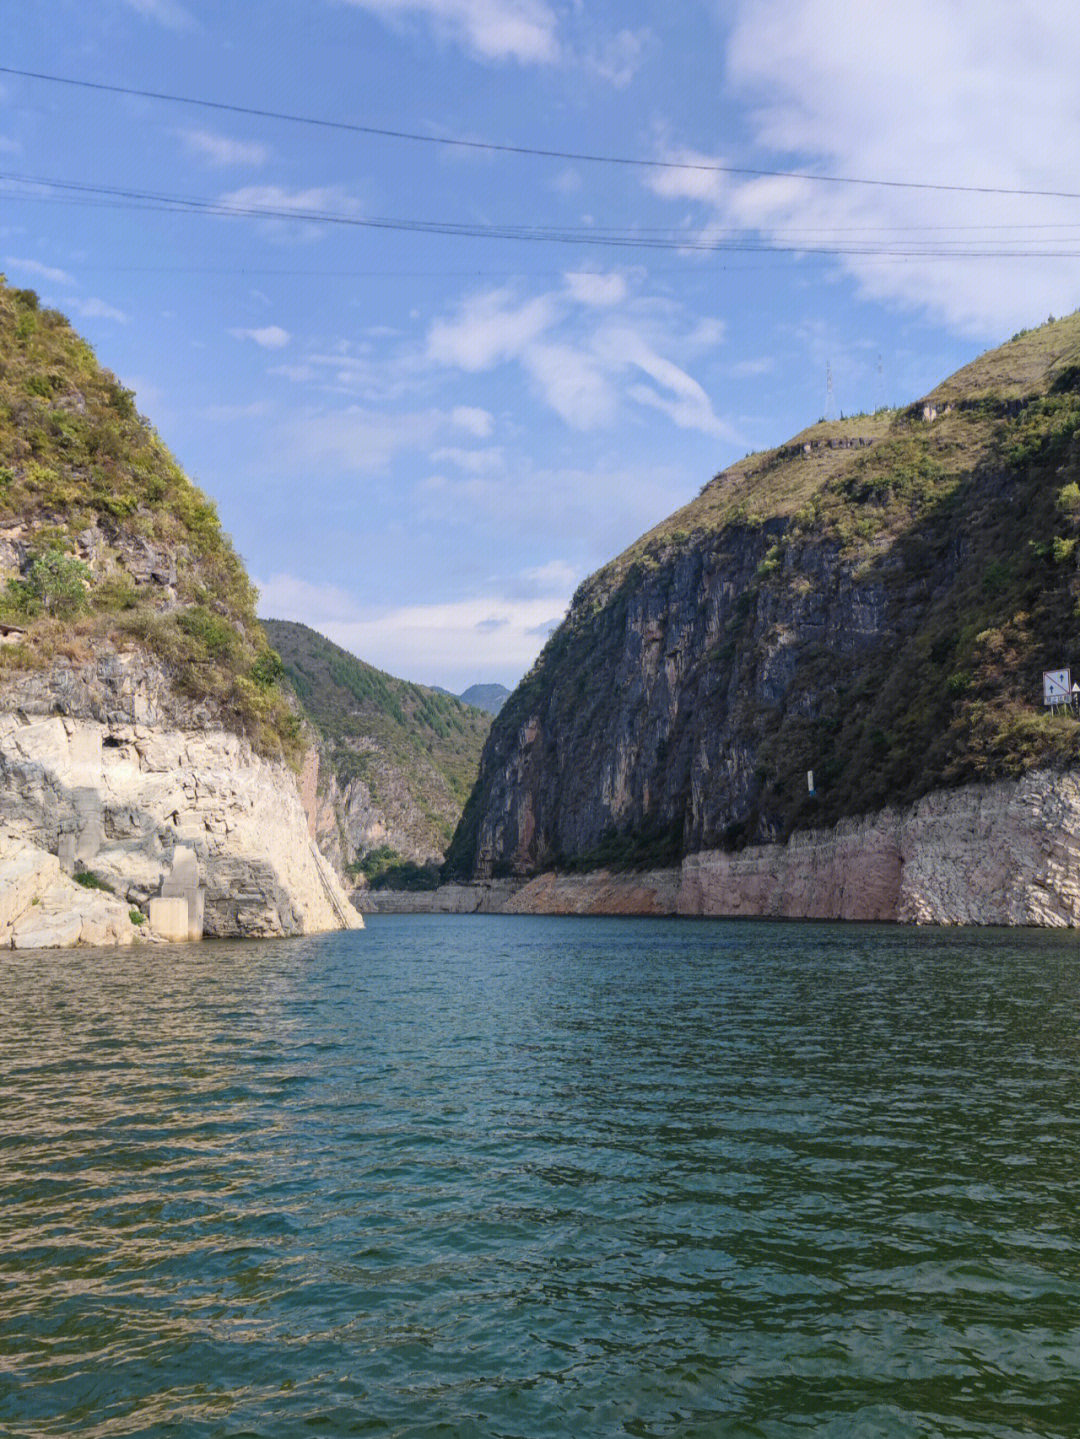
262,619,491,883
430,682,510,714
0,278,359,943
447,314,1080,885
458,683,510,715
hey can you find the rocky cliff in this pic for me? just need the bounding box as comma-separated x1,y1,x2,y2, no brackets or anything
0,278,360,944
265,619,491,884
448,315,1080,898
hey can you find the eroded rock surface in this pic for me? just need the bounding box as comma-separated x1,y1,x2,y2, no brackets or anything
0,653,361,944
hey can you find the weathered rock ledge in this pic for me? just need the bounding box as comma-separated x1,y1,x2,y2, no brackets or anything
1,653,362,945
367,770,1080,926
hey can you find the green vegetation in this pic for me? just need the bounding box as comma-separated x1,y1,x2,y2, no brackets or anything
128,908,146,926
264,619,492,865
0,277,300,760
73,869,114,893
350,844,441,890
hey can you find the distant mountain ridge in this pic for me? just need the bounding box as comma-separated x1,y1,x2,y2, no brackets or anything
430,682,510,715
263,619,491,881
459,683,509,714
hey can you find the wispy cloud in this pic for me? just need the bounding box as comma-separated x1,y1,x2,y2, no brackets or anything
180,129,270,167
646,0,1080,336
230,325,291,349
451,404,494,436
584,27,650,87
68,296,128,323
256,572,571,687
564,271,628,306
425,272,731,436
217,184,365,240
4,257,75,286
427,289,557,370
278,407,444,473
337,0,561,65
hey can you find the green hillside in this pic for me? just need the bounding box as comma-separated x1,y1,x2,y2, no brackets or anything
0,277,298,759
263,619,492,866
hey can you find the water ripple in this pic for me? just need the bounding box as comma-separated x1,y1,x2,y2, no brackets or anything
3,917,1080,1436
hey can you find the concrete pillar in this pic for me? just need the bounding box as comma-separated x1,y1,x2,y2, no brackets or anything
148,896,190,942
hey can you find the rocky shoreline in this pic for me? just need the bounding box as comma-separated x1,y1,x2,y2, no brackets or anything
1,651,362,948
359,768,1080,926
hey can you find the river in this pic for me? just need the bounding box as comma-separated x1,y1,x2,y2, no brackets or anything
3,915,1080,1436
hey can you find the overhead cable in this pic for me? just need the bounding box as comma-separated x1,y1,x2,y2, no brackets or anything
5,64,1080,202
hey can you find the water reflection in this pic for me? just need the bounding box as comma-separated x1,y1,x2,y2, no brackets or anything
3,919,1080,1436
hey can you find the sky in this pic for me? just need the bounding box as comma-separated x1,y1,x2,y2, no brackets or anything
4,0,1080,690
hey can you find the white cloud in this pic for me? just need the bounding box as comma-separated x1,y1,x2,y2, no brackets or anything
551,167,582,195
338,0,560,64
430,446,505,473
231,325,291,349
120,0,196,28
427,288,556,369
68,297,128,323
180,129,270,167
4,257,75,286
451,404,494,437
426,279,728,435
217,185,364,240
728,356,775,378
564,271,628,306
598,327,731,438
256,573,570,687
522,341,616,429
647,0,1080,336
520,558,577,592
256,573,364,625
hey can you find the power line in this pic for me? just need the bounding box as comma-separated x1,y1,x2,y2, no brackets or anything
6,64,1080,202
8,172,1080,258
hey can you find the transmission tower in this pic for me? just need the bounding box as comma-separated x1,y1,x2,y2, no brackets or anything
825,361,836,421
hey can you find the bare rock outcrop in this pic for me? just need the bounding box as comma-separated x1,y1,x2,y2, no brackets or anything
0,829,139,948
0,653,362,943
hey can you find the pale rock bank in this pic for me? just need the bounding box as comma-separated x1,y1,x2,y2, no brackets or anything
678,770,1080,925
366,771,1080,927
0,653,361,945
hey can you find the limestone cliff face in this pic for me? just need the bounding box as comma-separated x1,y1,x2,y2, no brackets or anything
448,317,1080,887
0,648,361,942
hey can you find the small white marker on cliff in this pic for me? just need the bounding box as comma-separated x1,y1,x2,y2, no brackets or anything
807,769,816,796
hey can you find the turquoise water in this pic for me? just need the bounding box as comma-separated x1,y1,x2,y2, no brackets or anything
4,916,1080,1437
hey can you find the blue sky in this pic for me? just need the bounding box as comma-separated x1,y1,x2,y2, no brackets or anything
4,0,1080,689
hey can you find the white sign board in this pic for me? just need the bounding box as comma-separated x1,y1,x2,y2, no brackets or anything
1044,668,1071,706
